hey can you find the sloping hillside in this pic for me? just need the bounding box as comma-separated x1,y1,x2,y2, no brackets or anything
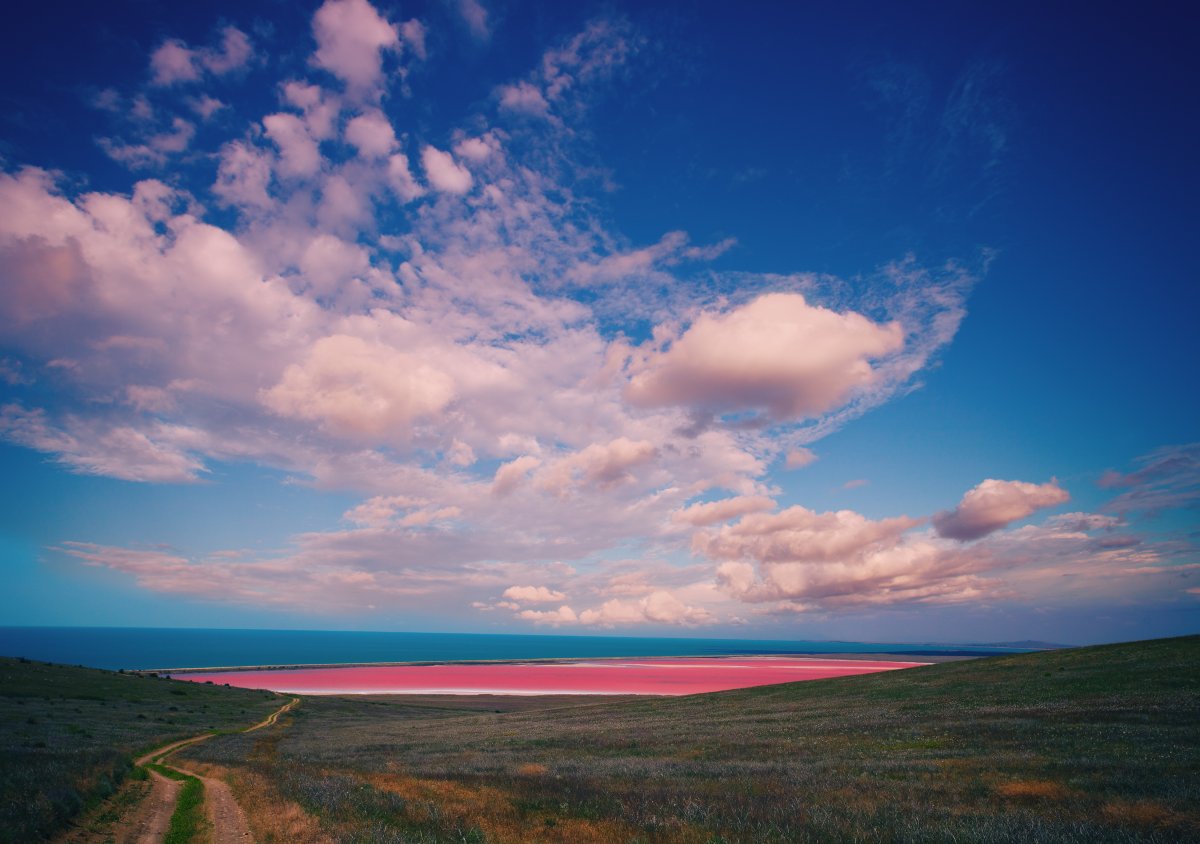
0,657,282,842
181,635,1200,842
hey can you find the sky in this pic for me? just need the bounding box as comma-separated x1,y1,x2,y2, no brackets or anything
0,0,1196,645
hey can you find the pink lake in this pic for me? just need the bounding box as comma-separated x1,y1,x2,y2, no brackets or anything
170,656,925,696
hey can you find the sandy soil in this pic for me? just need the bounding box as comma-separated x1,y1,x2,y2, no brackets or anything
120,772,181,844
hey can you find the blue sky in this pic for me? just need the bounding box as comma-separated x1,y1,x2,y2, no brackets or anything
0,0,1195,644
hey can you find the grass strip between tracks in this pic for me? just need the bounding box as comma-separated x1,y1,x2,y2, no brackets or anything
145,762,205,844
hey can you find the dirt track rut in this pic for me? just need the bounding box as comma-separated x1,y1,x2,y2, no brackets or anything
120,696,298,843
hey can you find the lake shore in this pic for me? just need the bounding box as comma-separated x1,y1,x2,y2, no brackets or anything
166,655,939,696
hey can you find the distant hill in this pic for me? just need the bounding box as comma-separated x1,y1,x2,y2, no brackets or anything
969,639,1071,649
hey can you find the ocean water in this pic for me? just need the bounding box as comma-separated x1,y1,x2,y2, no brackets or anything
0,626,1027,671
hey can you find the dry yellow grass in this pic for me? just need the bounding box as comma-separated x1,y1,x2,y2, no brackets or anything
1101,797,1199,832
207,763,331,844
366,771,668,843
994,779,1074,801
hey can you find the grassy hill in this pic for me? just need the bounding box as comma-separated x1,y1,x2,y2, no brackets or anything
0,657,282,842
179,635,1200,843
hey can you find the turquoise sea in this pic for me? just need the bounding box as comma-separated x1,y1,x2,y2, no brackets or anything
0,627,1032,671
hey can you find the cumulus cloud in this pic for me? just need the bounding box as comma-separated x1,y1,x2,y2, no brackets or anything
344,110,397,158
453,133,500,163
698,505,919,568
457,0,491,41
785,447,817,469
536,438,656,497
282,81,341,140
491,455,541,497
263,113,322,177
150,26,254,86
311,0,401,95
188,95,226,120
298,234,370,295
518,605,578,625
386,153,425,201
933,479,1069,541
101,118,196,168
503,585,567,603
498,81,550,116
672,495,776,527
261,335,456,438
420,146,474,194
579,590,714,626
626,293,904,422
150,41,201,86
214,141,273,208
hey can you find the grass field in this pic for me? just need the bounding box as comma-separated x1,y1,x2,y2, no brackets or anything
178,635,1200,843
0,657,282,842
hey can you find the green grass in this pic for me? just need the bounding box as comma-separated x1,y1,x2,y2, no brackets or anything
146,763,207,844
180,635,1200,843
0,657,281,842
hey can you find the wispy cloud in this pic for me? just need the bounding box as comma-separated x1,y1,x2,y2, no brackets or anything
1099,443,1200,515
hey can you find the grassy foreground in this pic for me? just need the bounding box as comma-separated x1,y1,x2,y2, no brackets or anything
179,636,1200,843
0,657,281,842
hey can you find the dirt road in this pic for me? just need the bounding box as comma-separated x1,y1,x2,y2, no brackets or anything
117,771,179,844
114,696,298,843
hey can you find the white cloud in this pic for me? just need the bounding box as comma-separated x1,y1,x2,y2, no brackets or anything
101,118,196,168
579,590,714,627
453,134,500,163
0,405,205,483
536,438,656,497
503,585,567,603
498,82,550,116
344,110,397,158
421,146,474,194
214,141,273,209
298,234,370,295
311,0,413,97
626,293,904,422
282,81,341,140
261,334,456,438
263,113,322,177
672,495,776,527
491,456,541,497
188,95,227,120
201,27,254,74
387,153,425,202
399,19,427,61
786,447,817,469
150,40,201,86
518,605,578,625
933,479,1069,541
150,27,254,86
457,0,491,41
